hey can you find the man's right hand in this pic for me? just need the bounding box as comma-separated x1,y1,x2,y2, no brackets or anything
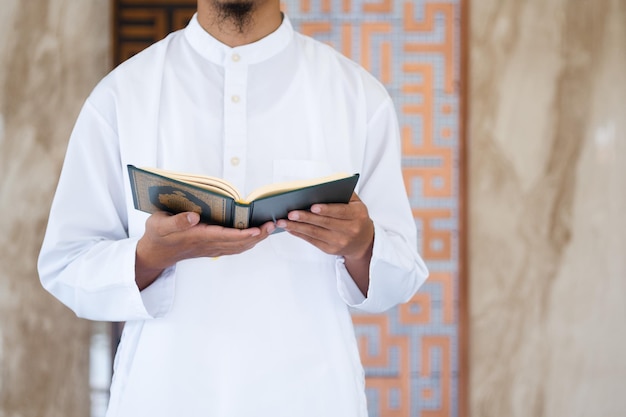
135,211,275,290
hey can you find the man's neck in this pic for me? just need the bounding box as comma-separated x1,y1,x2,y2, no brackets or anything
197,0,283,47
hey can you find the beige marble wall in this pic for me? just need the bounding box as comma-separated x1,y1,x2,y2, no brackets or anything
0,1,111,416
469,0,626,416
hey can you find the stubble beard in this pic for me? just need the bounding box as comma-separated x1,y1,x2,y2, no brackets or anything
212,0,256,34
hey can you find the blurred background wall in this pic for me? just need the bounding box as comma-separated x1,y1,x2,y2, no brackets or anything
0,1,110,417
0,1,624,417
469,0,626,416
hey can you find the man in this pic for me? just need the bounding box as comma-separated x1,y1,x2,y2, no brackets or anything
38,0,429,415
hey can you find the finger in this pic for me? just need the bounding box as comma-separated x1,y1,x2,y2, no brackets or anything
287,229,337,254
198,226,271,255
309,196,365,221
179,212,200,229
150,211,265,240
284,211,331,230
201,224,264,241
147,211,199,237
278,218,335,242
259,221,277,235
309,203,351,219
288,206,360,231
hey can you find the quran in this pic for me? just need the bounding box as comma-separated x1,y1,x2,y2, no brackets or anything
127,165,359,229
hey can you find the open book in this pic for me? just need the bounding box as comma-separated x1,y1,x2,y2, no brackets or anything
127,165,360,229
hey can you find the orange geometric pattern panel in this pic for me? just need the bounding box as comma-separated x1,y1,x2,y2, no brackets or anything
282,2,463,416
113,1,464,416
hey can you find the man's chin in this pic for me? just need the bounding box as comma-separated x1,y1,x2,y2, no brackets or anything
212,0,255,32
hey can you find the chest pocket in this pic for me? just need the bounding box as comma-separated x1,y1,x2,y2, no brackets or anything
269,159,337,263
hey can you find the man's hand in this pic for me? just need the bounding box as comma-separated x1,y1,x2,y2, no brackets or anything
135,211,275,290
275,193,374,295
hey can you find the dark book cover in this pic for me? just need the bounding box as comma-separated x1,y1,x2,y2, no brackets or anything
127,165,359,229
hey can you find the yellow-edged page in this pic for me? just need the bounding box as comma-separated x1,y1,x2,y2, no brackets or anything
244,172,351,202
140,167,242,200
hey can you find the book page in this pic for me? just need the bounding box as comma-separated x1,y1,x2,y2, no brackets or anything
245,172,352,202
141,167,242,200
139,167,354,204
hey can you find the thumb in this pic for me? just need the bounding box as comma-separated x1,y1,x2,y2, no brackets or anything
180,211,201,228
157,211,200,235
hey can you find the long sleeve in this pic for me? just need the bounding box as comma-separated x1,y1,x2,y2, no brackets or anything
336,96,429,313
37,98,175,321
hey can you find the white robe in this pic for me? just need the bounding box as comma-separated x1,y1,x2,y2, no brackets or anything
38,14,428,417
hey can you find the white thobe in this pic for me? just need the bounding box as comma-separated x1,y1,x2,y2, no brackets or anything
38,14,428,417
